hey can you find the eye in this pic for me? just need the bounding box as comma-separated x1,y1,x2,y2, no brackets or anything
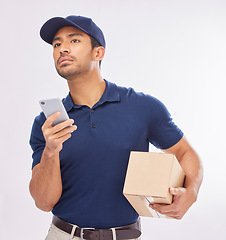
53,43,61,48
71,39,79,43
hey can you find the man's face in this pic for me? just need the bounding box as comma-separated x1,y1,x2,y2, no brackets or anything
52,26,94,80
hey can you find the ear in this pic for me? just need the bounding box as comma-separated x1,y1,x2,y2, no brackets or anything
93,46,105,62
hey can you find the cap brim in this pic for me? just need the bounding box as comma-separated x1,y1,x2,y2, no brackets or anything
40,17,88,44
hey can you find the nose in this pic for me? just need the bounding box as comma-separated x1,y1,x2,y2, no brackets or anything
59,42,71,54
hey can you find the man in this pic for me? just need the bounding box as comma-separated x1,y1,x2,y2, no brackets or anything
29,15,203,240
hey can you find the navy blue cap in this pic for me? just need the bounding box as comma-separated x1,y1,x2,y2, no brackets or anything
40,15,105,48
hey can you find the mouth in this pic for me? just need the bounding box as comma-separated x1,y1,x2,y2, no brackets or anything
58,57,74,66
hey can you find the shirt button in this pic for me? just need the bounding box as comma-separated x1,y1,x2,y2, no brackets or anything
91,123,96,128
91,109,94,113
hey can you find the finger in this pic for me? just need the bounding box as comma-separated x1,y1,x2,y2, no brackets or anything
43,112,61,128
53,125,77,139
150,203,174,214
54,130,74,143
149,204,180,218
52,119,75,133
170,187,185,197
150,201,185,218
58,132,73,143
47,132,72,149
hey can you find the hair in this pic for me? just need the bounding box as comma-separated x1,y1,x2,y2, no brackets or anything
90,35,102,68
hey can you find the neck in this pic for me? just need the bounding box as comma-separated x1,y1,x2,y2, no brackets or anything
67,68,106,108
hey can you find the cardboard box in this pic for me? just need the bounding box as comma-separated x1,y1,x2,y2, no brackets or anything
123,151,185,218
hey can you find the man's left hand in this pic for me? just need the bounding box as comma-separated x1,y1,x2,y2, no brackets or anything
149,187,197,219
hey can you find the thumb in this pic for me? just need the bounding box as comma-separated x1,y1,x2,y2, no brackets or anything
170,187,185,196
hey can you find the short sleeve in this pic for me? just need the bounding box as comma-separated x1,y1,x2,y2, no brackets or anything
145,95,183,149
29,113,46,169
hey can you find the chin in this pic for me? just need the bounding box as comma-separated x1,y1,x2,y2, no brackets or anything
57,67,82,80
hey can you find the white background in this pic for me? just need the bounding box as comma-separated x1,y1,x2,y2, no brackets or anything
0,0,226,239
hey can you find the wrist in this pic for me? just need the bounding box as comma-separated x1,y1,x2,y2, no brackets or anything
43,147,59,158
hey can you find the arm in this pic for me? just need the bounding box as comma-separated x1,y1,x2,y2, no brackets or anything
29,112,77,212
150,136,203,219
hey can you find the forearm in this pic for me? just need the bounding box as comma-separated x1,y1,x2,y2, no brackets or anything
29,147,62,211
151,137,203,219
163,136,203,201
178,148,203,199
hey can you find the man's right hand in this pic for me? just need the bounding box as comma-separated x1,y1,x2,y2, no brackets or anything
42,112,77,153
30,111,77,211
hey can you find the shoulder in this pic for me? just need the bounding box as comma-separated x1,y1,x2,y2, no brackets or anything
116,84,145,99
34,112,46,126
31,112,46,134
115,83,172,125
114,82,166,109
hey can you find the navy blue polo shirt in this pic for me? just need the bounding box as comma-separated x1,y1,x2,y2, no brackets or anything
30,80,183,229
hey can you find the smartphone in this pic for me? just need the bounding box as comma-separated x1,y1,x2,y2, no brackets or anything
39,98,70,127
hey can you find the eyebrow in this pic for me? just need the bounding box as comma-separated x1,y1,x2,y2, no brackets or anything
52,33,84,43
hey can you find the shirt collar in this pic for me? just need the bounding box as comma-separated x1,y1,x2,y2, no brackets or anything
63,80,120,111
